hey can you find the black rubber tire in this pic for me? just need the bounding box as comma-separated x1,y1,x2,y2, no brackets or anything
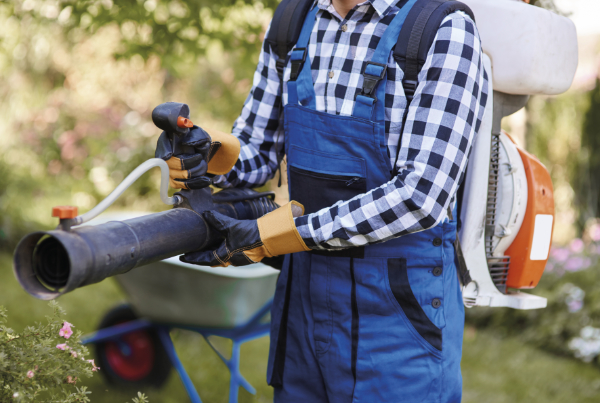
94,304,172,389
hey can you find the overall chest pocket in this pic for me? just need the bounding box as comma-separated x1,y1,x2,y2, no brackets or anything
287,146,368,215
289,166,367,215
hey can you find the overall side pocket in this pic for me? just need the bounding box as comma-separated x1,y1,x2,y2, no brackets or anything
387,258,442,352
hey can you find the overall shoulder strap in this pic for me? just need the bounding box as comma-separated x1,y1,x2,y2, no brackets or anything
266,0,315,79
393,0,475,103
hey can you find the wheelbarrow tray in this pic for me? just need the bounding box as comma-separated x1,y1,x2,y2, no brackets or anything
115,257,278,328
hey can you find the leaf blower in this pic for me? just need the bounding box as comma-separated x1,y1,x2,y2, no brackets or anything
13,102,278,300
457,0,578,309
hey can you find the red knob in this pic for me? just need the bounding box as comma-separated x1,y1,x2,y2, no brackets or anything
52,206,78,219
177,116,194,128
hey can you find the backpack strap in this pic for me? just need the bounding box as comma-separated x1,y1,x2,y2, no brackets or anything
391,0,475,177
393,0,475,103
265,0,314,187
266,0,315,80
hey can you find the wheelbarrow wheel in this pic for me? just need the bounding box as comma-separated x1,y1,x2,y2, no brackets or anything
94,304,172,389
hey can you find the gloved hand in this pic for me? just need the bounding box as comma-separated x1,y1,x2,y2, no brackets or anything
155,125,212,189
155,125,242,190
181,201,310,267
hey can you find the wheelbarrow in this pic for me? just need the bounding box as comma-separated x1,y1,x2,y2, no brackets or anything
80,212,279,403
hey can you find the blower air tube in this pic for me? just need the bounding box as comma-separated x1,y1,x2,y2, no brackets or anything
14,188,279,300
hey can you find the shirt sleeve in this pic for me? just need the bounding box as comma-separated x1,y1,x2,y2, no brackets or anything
212,26,284,189
293,12,489,250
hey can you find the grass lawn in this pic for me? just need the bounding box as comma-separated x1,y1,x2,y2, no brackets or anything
1,252,599,402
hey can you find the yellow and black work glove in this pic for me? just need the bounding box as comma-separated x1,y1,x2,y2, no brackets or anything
155,125,241,189
180,201,310,267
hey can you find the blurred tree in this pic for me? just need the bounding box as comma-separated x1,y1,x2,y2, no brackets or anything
574,80,600,231
525,92,590,242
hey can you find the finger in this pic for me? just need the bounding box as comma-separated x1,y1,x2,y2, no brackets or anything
181,176,212,190
180,249,226,267
166,156,184,170
169,169,189,180
186,160,208,177
169,177,187,189
181,242,232,267
181,126,212,148
179,154,204,170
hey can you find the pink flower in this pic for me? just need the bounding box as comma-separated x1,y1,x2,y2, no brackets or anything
551,247,570,262
590,224,600,242
570,238,585,254
66,376,77,384
26,370,34,379
56,343,67,350
59,322,73,339
87,359,100,372
565,257,585,271
71,351,78,358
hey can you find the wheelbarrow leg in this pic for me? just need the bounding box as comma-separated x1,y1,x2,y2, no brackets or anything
202,336,256,403
156,327,203,403
228,341,256,403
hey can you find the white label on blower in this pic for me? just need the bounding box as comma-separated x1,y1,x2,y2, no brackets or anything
530,214,553,261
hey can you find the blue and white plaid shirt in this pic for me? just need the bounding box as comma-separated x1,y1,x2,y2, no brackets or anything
214,0,488,250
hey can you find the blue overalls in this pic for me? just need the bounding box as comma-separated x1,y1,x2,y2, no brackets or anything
267,2,465,402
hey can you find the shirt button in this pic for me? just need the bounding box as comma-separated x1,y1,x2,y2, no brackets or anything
432,237,442,247
433,267,443,277
341,24,348,32
432,298,442,309
329,70,335,79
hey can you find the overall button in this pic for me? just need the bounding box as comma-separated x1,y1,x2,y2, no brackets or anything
432,298,442,309
432,266,443,277
432,237,442,247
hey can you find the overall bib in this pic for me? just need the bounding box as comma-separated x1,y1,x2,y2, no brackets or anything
267,3,465,402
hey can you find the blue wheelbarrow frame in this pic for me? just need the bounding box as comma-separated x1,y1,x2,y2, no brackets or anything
82,298,272,403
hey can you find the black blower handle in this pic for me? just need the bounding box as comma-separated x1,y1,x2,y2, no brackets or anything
151,102,195,156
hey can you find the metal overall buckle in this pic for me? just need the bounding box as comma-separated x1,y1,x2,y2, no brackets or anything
290,48,307,81
359,61,388,103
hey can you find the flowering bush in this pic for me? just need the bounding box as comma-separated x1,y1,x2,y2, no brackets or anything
0,301,149,403
466,223,600,366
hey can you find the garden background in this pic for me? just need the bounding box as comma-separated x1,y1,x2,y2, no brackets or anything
2,0,600,401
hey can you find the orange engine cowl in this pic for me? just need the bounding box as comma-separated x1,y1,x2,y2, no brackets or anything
505,147,554,289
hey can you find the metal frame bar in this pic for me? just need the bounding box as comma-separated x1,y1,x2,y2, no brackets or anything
82,298,273,403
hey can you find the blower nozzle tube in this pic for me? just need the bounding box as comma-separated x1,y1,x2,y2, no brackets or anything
14,208,208,300
13,188,279,300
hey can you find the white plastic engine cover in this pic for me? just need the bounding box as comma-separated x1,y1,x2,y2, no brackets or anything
491,132,528,257
458,55,547,310
462,0,578,95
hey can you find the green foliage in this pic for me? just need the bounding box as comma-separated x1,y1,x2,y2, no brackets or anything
0,0,276,251
0,301,94,402
0,302,150,403
5,0,276,75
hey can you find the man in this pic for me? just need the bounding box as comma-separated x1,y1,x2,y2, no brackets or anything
162,0,488,401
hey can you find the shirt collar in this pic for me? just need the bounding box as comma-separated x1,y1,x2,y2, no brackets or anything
315,0,397,17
